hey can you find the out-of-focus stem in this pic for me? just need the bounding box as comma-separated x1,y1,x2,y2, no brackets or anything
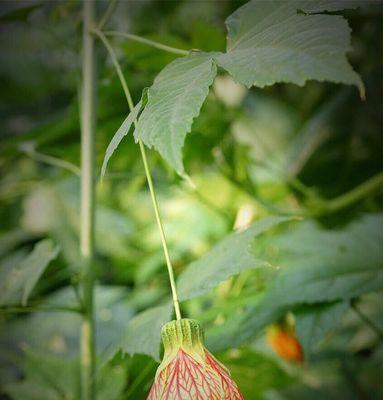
80,0,97,398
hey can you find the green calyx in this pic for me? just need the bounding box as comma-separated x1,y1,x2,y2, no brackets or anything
156,319,206,377
162,318,204,352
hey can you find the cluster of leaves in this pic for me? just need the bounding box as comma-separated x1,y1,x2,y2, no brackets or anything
0,0,383,399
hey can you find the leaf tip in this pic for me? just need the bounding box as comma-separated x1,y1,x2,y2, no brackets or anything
182,173,196,189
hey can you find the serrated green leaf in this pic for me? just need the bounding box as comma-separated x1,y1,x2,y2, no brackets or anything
177,216,295,300
100,99,143,180
104,302,172,362
208,213,383,350
262,214,383,307
295,300,349,358
0,239,60,306
121,302,172,361
134,52,217,175
217,0,364,97
4,349,125,400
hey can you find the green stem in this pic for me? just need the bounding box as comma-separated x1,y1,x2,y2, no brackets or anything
103,30,190,56
97,0,117,30
313,171,383,215
80,1,97,398
139,141,182,320
20,143,81,176
93,28,182,320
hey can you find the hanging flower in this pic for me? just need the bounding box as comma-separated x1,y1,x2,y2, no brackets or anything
147,319,244,400
266,324,303,363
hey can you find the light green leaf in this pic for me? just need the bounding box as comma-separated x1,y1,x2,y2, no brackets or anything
295,301,349,357
177,216,295,301
134,52,217,175
100,99,142,180
0,239,60,306
217,0,364,97
105,302,172,362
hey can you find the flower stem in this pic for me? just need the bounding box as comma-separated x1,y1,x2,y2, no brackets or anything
80,0,97,398
93,28,181,320
139,140,181,320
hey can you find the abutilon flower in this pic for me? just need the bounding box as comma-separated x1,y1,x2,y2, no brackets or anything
266,324,303,363
147,318,244,400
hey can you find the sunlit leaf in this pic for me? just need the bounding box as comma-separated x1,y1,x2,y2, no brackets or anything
177,216,295,300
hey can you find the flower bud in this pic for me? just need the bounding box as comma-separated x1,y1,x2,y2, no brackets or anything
266,324,303,363
147,319,243,399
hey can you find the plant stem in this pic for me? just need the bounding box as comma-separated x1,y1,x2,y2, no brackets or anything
93,28,182,320
20,143,81,176
80,1,97,398
139,140,181,320
97,0,117,30
313,170,383,215
104,30,189,55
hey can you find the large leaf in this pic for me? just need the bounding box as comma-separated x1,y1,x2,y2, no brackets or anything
208,213,383,350
217,0,364,96
295,301,349,357
134,52,217,176
177,216,295,301
103,302,173,362
0,239,60,306
260,214,383,307
4,349,125,400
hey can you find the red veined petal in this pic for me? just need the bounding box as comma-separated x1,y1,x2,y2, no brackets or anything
205,351,244,400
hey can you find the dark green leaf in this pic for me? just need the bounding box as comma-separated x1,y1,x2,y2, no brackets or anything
101,99,143,180
295,301,349,357
0,3,42,22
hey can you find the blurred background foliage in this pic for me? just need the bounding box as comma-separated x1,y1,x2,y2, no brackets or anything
0,1,383,399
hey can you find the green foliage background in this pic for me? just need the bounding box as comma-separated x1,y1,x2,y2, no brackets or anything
0,1,382,399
